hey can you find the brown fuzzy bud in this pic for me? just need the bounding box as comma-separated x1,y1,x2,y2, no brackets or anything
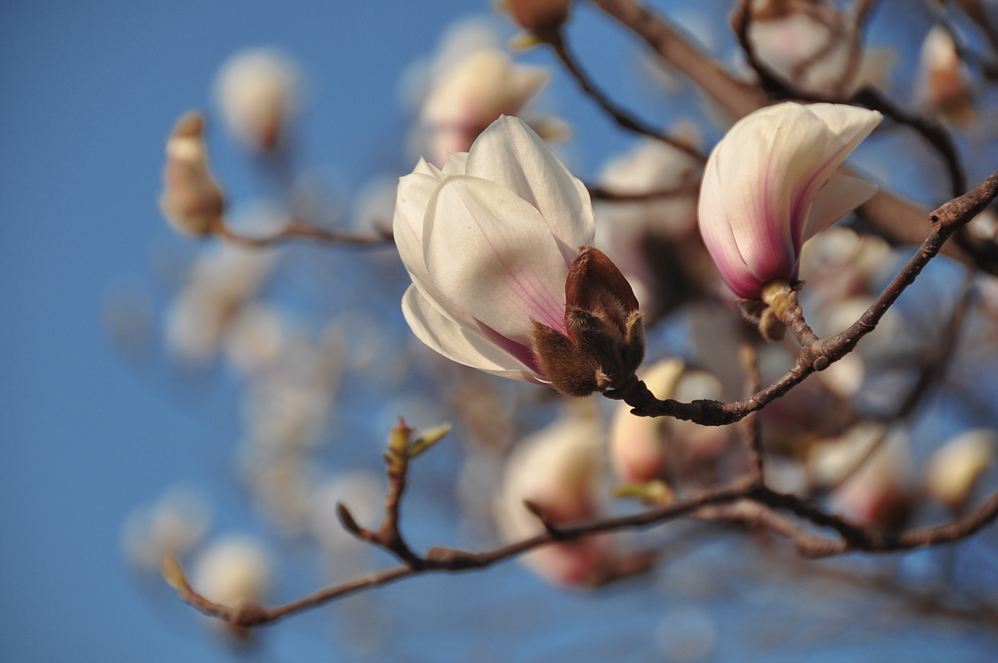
507,0,572,35
533,247,645,396
159,112,225,236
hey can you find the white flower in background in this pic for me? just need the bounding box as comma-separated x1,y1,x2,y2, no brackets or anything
926,429,996,510
191,537,271,635
396,115,616,385
494,410,619,586
610,359,730,492
420,45,564,167
746,0,894,96
917,25,974,124
159,112,224,236
165,245,275,368
120,486,212,573
698,102,882,299
215,48,303,153
833,429,915,530
595,137,701,314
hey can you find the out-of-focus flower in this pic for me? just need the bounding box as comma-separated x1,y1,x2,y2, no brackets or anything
926,429,996,510
165,245,275,368
159,112,224,236
610,359,732,495
191,537,271,637
121,486,212,573
917,25,974,124
420,47,564,168
396,116,643,395
494,410,625,586
746,0,894,97
502,0,572,35
595,137,703,316
215,48,303,153
698,102,882,299
833,430,915,530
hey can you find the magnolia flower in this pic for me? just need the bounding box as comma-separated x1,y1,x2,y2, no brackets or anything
698,102,882,299
159,112,224,236
191,536,271,638
494,411,623,586
917,25,974,124
395,115,643,396
926,429,995,510
214,48,303,153
420,47,563,168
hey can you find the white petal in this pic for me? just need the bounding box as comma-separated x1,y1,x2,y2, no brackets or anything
442,151,469,176
803,175,878,242
392,165,446,279
422,175,569,346
465,116,594,267
402,285,540,381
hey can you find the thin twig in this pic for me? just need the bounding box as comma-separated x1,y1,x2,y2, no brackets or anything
211,217,394,249
605,169,998,426
545,30,704,161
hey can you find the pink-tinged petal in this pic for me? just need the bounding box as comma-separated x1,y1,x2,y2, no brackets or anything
422,175,570,346
698,148,765,298
710,107,798,285
402,286,542,382
465,116,594,267
802,175,878,243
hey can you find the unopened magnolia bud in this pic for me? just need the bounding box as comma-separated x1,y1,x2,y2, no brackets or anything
533,247,645,397
926,429,995,510
506,0,572,35
159,112,224,236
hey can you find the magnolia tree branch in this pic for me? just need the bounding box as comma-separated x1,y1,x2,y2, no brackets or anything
604,168,998,425
209,216,394,248
164,425,998,629
545,30,705,160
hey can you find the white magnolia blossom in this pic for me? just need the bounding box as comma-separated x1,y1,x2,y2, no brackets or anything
191,537,271,618
214,48,303,153
926,429,996,510
420,47,562,167
494,410,616,586
394,115,595,384
917,25,973,123
698,102,882,299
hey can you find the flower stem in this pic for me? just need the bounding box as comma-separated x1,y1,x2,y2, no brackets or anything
760,281,819,347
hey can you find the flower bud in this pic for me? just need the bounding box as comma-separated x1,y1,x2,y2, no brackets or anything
505,0,572,35
917,25,973,124
158,112,224,236
698,103,881,299
533,247,645,397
